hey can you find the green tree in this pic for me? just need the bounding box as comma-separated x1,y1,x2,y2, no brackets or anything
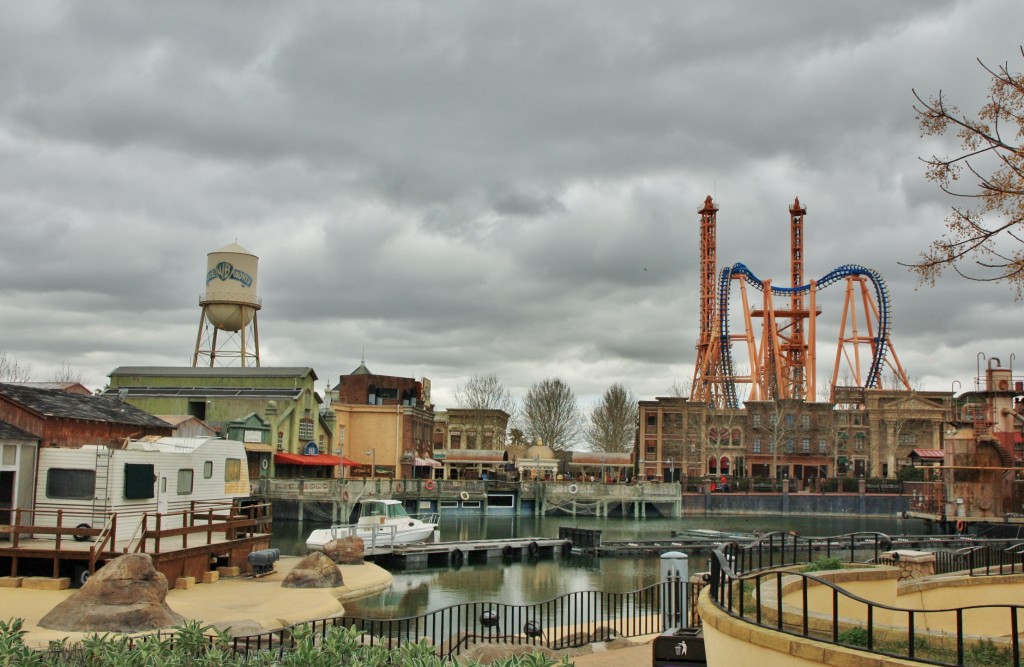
521,377,582,451
908,48,1024,294
586,383,638,453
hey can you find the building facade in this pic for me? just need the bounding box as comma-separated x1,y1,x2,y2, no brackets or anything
432,408,511,480
638,388,952,481
332,362,435,480
105,366,335,478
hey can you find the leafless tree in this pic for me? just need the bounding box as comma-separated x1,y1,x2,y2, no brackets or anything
453,373,517,415
906,48,1024,295
586,383,638,454
521,377,583,451
0,352,31,382
50,361,86,385
452,373,517,448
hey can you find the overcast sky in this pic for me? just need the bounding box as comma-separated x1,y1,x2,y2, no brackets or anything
1,1,1022,411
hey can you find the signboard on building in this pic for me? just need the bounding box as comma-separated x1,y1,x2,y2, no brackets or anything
243,430,263,444
303,441,319,456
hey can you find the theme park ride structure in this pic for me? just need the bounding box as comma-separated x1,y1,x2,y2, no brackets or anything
691,196,910,409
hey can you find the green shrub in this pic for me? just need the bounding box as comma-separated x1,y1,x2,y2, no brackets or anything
1,619,574,666
837,626,869,647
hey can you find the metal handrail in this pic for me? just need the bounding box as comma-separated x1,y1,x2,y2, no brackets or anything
707,534,1024,665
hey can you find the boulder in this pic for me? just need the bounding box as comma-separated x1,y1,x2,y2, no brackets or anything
39,554,184,632
281,552,344,588
323,536,364,564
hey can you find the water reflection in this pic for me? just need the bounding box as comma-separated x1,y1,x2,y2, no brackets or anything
271,514,908,616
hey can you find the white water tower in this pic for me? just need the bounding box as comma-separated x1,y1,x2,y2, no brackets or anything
192,243,262,367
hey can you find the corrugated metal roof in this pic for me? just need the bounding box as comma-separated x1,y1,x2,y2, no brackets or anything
0,383,171,428
108,387,303,399
109,366,316,380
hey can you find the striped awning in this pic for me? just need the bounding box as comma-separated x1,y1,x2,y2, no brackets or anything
908,449,944,461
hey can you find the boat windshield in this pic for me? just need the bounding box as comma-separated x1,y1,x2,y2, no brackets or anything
360,502,410,520
387,504,410,519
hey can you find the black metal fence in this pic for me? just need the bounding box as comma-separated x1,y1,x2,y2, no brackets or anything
707,532,1024,665
229,576,702,660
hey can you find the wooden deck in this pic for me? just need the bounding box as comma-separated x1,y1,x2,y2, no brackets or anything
0,501,272,588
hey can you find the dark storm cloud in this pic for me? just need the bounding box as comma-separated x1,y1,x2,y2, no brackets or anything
0,0,1021,406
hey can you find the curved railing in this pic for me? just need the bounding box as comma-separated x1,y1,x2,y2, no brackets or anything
706,532,1024,665
230,579,700,660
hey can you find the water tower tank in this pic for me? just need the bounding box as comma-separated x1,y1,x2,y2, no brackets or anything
201,243,261,332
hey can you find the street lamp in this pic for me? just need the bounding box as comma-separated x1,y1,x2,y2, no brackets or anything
600,456,606,484
667,457,673,483
366,449,376,482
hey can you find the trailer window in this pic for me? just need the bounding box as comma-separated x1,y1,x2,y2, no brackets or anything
204,461,213,479
177,469,194,495
225,458,241,482
124,464,156,499
46,469,95,499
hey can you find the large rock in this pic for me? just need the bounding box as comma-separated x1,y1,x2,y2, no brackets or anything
323,536,364,564
39,554,184,632
281,552,344,588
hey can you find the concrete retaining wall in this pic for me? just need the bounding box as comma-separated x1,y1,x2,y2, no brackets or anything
681,492,907,517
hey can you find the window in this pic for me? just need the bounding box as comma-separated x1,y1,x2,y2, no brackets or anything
299,418,314,441
204,461,213,479
900,433,918,445
753,438,761,454
225,458,241,483
124,464,155,499
46,469,95,499
647,414,657,427
769,414,778,427
801,415,810,429
187,400,206,420
785,439,794,453
277,432,284,448
818,438,827,454
752,414,762,428
177,469,194,495
802,438,810,454
376,387,398,400
769,442,776,453
785,414,795,428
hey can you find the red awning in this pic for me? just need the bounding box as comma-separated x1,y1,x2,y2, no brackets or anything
340,457,359,467
274,453,342,466
908,449,944,461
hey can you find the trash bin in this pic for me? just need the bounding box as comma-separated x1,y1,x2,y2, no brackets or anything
652,627,706,666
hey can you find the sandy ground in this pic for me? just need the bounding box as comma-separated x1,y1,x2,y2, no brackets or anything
0,556,656,664
1,556,392,649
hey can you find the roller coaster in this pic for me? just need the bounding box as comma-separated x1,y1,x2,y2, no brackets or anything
692,196,909,409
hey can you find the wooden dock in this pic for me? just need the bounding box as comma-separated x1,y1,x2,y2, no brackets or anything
372,537,570,568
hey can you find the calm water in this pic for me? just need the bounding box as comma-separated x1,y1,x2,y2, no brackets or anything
271,513,911,617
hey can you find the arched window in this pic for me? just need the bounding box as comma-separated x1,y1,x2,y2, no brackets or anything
708,457,718,474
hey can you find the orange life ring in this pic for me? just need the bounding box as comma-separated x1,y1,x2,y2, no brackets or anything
394,481,403,492
956,519,966,533
424,479,436,491
342,490,350,502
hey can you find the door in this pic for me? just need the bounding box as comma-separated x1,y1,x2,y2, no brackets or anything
0,470,14,542
158,476,168,514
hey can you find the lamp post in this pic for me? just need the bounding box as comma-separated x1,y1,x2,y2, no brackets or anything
667,457,673,483
600,456,606,484
534,454,540,481
366,449,376,482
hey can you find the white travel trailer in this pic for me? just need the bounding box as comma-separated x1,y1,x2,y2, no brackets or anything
33,436,251,541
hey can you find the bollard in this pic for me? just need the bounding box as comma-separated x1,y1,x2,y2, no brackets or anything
660,551,689,629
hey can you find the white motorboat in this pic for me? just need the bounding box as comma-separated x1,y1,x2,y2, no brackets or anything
305,499,440,554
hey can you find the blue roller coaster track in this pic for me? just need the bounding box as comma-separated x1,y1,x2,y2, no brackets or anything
716,263,892,408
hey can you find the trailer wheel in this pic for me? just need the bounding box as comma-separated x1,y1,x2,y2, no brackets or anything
72,564,91,588
73,523,91,542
